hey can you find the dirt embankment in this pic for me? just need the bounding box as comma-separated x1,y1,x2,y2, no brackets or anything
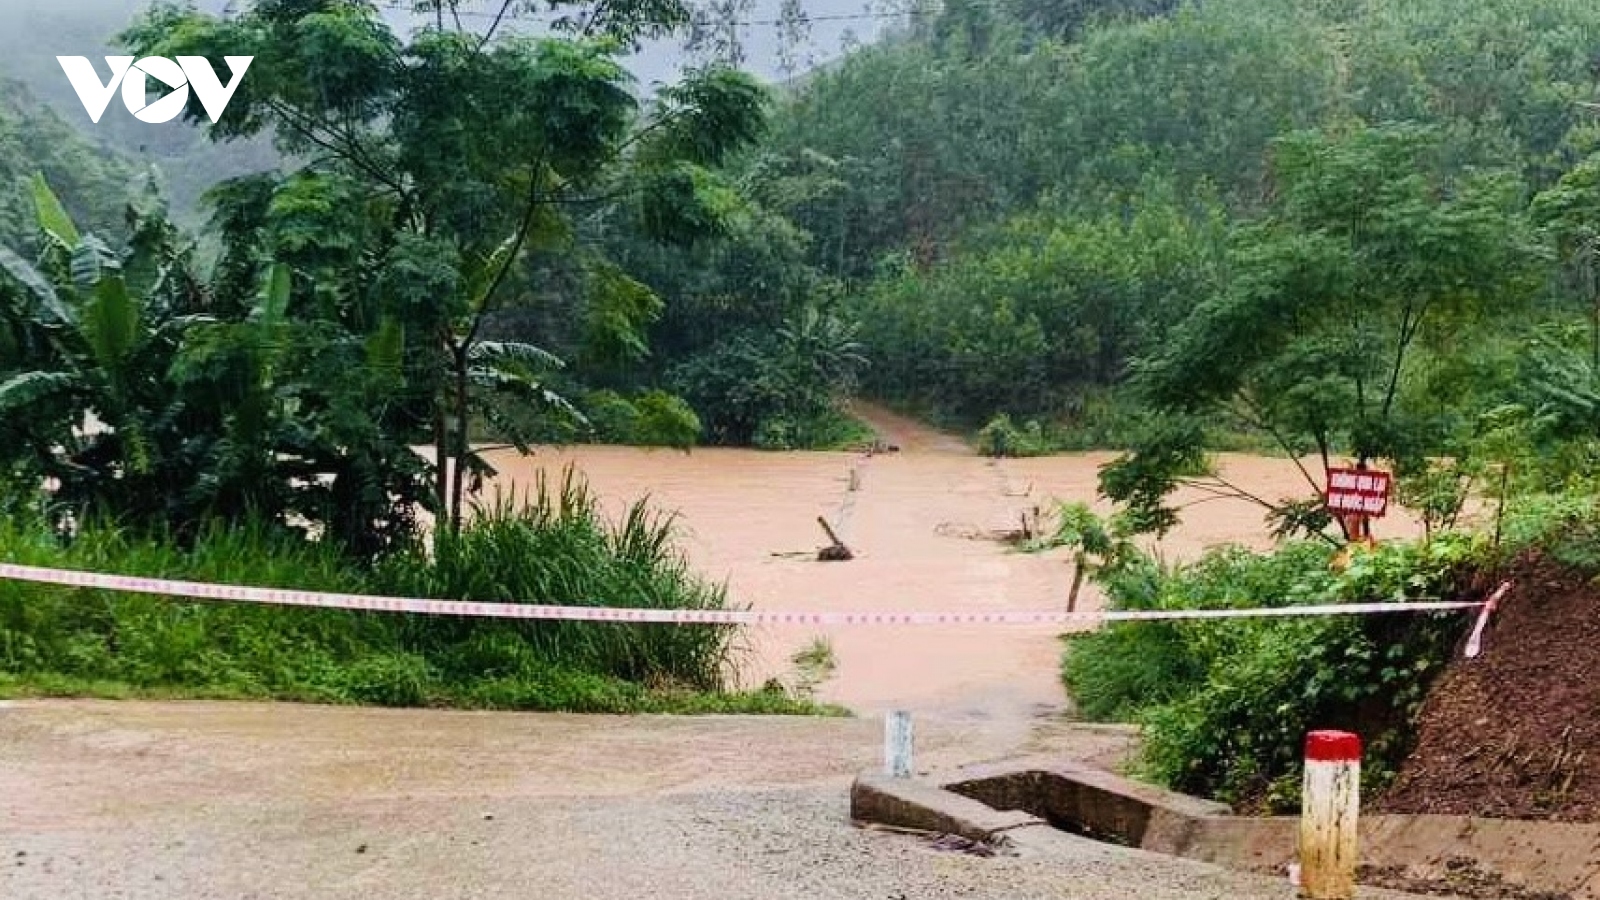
1377,558,1600,822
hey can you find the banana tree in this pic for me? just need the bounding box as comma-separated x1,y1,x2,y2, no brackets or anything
436,233,585,534
0,175,203,524
0,176,308,535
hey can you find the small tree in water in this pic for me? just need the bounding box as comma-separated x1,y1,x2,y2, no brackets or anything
1099,124,1539,541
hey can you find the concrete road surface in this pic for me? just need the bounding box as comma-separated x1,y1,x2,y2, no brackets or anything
0,700,1441,900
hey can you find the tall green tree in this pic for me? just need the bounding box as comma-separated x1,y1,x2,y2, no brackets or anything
1104,124,1540,538
122,0,768,532
1532,149,1600,371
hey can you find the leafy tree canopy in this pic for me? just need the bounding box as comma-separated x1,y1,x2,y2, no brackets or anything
118,0,770,532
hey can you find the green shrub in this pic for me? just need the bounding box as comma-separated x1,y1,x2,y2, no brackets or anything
1068,483,1600,807
667,309,867,450
332,653,436,706
1064,535,1477,811
378,468,736,690
1064,621,1202,723
583,390,702,449
1039,389,1159,452
633,391,702,448
749,407,872,451
976,413,1050,457
964,390,1259,456
583,390,644,444
1495,487,1600,571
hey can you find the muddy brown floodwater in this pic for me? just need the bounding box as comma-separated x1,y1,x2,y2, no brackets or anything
477,403,1425,718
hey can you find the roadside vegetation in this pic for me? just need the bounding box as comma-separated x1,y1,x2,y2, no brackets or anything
1056,530,1472,811
0,0,860,714
0,470,834,714
1052,483,1600,813
7,0,1600,765
811,0,1600,809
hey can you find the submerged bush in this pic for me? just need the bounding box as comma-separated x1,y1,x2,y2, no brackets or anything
976,414,1050,458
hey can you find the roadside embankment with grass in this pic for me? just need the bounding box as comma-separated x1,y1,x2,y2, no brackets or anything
1059,490,1600,821
0,472,837,716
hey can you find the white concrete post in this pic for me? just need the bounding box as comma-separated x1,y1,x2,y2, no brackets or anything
884,710,914,778
1299,730,1361,899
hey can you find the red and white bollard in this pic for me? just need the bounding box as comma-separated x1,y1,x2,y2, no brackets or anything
1299,730,1361,899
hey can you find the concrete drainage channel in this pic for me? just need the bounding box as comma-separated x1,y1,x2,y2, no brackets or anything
851,760,1600,899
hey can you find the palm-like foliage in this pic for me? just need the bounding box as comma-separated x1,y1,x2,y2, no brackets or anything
455,337,587,495
776,305,869,393
0,178,431,556
0,177,204,526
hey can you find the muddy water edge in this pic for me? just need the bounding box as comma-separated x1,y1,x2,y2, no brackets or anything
476,427,1424,718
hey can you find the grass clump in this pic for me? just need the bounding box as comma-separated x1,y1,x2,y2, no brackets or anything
0,470,837,716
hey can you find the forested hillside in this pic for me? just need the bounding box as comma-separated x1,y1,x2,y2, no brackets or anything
10,0,1600,460
750,0,1600,454
0,0,280,225
0,78,136,249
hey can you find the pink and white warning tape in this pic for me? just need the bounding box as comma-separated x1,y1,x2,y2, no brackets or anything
0,562,1489,626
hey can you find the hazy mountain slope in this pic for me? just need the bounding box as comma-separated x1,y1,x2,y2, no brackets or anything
0,76,138,247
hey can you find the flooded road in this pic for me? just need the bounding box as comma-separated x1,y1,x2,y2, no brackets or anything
478,404,1423,718
0,409,1436,900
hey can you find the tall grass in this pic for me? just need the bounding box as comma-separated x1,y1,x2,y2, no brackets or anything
0,516,394,701
0,473,828,715
379,469,740,691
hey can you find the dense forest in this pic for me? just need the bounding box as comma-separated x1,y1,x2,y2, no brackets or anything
515,0,1600,478
768,0,1600,453
16,0,1600,471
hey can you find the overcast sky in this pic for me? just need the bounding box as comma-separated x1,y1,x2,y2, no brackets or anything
4,0,909,218
4,0,904,97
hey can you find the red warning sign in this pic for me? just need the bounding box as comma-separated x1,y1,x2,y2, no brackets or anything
1325,468,1391,518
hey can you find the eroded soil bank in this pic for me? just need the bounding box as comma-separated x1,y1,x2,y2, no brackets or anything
1378,559,1600,823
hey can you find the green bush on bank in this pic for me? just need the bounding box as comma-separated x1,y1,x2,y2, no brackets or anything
1492,486,1600,572
1064,535,1479,811
974,389,1282,458
573,387,871,452
0,473,836,716
582,390,704,449
977,414,1051,458
378,472,735,690
752,406,875,451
